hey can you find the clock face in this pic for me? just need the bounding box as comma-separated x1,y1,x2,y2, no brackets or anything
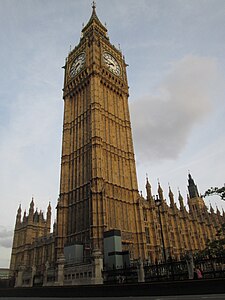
103,52,121,76
70,53,85,77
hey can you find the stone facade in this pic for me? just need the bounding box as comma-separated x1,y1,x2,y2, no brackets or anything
10,199,55,287
138,175,225,263
9,4,225,286
56,3,144,263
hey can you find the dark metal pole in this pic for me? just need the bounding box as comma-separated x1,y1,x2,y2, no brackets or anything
157,204,167,263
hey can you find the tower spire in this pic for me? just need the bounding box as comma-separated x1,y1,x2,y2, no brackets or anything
82,1,107,38
187,172,200,199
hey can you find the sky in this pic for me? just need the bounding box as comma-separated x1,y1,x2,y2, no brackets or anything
0,0,225,268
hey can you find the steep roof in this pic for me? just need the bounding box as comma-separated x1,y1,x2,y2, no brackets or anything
82,2,107,37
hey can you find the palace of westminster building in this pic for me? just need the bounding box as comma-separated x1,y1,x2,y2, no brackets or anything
10,3,225,286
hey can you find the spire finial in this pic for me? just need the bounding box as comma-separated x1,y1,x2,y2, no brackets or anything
92,1,96,10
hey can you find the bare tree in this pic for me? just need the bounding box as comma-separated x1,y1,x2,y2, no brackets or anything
204,186,225,201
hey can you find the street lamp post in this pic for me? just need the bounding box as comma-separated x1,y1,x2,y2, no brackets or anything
154,195,167,263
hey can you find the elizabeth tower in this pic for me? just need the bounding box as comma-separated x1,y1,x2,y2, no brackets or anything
56,3,145,261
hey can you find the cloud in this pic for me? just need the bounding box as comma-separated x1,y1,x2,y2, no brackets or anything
130,55,221,163
0,226,13,248
0,33,63,227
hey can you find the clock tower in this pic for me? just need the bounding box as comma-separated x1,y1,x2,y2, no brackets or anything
56,3,145,261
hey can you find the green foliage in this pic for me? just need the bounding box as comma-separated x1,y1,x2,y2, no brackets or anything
204,186,225,200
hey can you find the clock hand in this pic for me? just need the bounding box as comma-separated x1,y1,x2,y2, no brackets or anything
106,61,115,68
75,62,80,68
105,58,114,66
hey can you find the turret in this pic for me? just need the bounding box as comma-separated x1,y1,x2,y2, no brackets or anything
145,177,155,206
28,197,34,222
158,180,167,211
40,210,44,222
23,210,27,223
188,173,199,199
16,204,22,225
29,197,34,213
34,209,39,223
46,202,51,233
53,221,57,235
146,176,152,202
158,181,164,202
178,191,185,210
169,186,175,208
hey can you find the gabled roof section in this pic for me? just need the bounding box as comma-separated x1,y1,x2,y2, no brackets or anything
82,1,108,38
